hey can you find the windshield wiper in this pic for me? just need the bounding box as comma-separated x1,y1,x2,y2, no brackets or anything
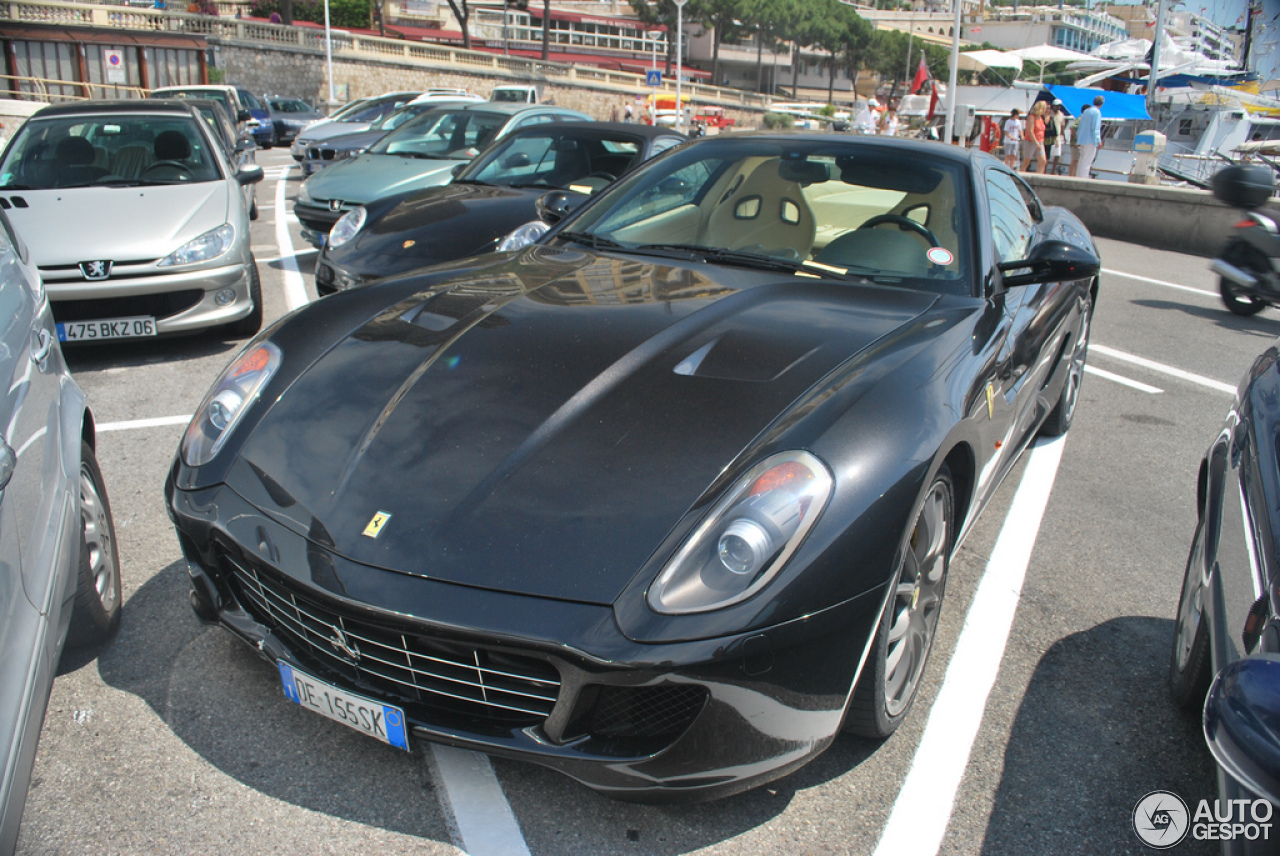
634,243,867,279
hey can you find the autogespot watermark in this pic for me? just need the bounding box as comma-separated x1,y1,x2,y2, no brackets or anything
1133,790,1275,849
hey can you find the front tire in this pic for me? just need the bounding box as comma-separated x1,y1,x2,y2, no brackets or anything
845,465,954,738
66,441,121,648
1219,243,1268,316
1170,521,1213,709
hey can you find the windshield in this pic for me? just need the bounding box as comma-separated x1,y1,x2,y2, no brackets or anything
461,131,643,193
560,138,975,295
369,109,507,160
0,113,224,189
269,99,311,113
340,98,411,125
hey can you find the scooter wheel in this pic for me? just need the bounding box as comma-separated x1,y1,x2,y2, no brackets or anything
1220,276,1267,316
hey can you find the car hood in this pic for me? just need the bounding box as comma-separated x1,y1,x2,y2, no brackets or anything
297,120,374,145
228,248,937,605
301,153,462,203
7,182,231,265
336,183,543,276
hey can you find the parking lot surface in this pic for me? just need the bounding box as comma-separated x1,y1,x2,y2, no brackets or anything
16,148,1255,855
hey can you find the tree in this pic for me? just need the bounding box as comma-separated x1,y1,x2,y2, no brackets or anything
628,0,681,76
745,0,794,93
689,0,744,86
444,0,472,50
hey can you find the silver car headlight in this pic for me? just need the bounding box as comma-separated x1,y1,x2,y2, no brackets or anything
182,342,282,467
647,451,833,615
295,182,313,205
497,220,549,252
328,206,366,249
158,224,235,267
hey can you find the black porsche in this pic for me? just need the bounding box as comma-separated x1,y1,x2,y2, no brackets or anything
166,133,1099,801
313,122,685,294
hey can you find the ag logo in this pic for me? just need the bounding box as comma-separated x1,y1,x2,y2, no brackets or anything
1133,790,1190,849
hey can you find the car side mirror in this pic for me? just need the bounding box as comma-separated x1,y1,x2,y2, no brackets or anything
238,109,252,123
235,138,257,153
451,163,467,177
535,190,585,225
1204,655,1280,805
238,164,265,186
996,239,1100,288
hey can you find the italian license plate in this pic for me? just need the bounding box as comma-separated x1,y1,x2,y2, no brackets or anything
277,662,410,751
56,316,156,342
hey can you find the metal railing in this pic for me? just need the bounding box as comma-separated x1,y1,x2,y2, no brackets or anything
0,0,772,109
0,72,149,101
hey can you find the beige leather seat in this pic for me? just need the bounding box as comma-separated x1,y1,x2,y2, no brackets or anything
702,159,816,260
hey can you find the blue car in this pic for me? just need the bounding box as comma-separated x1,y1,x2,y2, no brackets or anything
234,88,274,149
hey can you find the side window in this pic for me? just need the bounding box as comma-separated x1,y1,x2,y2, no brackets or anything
649,137,682,157
512,114,555,130
986,169,1036,264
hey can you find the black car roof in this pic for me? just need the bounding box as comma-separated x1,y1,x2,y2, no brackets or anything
30,99,202,118
504,121,684,141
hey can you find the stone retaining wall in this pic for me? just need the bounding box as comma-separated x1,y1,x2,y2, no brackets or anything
217,42,763,127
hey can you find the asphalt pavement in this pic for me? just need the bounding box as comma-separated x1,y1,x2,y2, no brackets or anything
14,148,1262,855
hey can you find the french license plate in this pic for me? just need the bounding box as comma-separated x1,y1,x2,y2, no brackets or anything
277,662,410,751
56,316,156,342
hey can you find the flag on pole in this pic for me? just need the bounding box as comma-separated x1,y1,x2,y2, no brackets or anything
911,56,930,95
927,79,939,118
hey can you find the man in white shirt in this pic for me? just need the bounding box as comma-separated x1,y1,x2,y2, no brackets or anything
1075,95,1104,178
1002,109,1023,169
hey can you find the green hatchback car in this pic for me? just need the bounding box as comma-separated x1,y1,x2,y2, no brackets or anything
293,101,590,248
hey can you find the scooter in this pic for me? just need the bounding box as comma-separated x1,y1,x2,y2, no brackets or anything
1210,164,1280,316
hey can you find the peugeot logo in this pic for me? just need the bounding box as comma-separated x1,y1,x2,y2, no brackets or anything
327,625,361,664
79,260,112,281
329,199,344,212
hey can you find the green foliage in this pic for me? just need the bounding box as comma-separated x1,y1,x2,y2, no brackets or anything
250,0,368,28
762,111,792,128
817,103,837,116
208,67,225,82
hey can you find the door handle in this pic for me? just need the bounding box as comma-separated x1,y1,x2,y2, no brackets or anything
30,328,52,366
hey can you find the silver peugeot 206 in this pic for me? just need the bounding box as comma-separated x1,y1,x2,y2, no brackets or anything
0,99,265,343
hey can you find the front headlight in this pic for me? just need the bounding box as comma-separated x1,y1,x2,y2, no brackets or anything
497,220,549,252
295,182,313,205
647,451,833,614
158,224,235,267
328,206,366,249
181,342,282,467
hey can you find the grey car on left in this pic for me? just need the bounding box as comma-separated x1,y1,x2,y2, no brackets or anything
0,99,265,342
0,207,121,853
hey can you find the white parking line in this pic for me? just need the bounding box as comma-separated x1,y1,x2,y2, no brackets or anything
1090,344,1236,394
874,435,1067,856
273,167,311,311
98,414,192,432
429,745,531,856
1084,364,1163,394
1101,268,1216,299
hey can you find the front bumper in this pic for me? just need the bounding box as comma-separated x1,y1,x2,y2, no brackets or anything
42,259,256,336
166,476,881,800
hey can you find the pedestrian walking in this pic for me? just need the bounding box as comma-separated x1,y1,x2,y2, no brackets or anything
624,102,633,123
1021,100,1048,173
1075,95,1104,178
1002,109,1023,169
879,105,899,137
1045,102,1067,174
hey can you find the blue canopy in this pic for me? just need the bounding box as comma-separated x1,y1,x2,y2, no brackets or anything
1046,85,1152,121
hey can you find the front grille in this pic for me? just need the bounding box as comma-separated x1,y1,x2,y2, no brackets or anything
224,553,561,727
589,685,707,739
51,289,203,321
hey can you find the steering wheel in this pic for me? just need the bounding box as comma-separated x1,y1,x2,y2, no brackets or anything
141,161,193,180
858,214,940,247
